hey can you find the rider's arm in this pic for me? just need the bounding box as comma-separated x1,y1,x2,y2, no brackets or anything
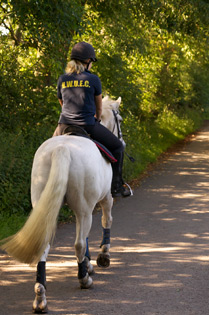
58,99,63,107
95,94,102,121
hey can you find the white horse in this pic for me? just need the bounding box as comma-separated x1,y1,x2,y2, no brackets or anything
1,96,123,313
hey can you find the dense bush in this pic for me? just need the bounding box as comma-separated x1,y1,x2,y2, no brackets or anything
0,126,54,215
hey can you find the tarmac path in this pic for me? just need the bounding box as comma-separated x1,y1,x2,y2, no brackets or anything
1,123,209,314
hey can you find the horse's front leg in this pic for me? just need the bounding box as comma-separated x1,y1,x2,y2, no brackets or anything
32,243,50,314
97,192,113,268
75,213,93,289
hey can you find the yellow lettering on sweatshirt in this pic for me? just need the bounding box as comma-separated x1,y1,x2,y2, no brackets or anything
62,80,90,89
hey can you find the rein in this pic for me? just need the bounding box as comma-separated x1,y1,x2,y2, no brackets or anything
112,110,135,163
112,110,123,141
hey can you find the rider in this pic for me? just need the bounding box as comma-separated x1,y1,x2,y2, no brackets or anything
53,41,131,197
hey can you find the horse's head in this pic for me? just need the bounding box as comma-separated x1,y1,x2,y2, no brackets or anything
101,96,124,141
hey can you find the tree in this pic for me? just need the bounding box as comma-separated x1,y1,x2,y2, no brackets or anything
0,0,85,131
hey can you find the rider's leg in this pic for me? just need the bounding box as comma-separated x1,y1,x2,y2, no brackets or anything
84,122,131,197
111,150,131,197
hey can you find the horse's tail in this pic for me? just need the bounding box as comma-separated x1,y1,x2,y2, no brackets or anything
1,145,70,265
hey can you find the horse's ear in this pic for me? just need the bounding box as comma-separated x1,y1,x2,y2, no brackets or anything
111,97,121,110
102,95,109,103
117,97,121,104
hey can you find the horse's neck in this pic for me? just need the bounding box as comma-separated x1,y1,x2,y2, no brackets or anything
101,107,114,131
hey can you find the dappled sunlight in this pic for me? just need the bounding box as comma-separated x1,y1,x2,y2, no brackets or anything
182,208,209,214
144,137,209,229
196,181,209,187
153,209,169,215
113,237,136,242
172,193,204,199
113,244,187,253
183,233,198,238
49,253,75,259
47,260,77,268
2,224,209,313
1,263,36,273
198,233,209,240
179,170,209,176
111,241,204,256
195,255,209,261
143,280,183,288
0,255,36,286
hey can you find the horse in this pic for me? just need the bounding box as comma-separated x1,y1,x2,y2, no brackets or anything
1,96,124,313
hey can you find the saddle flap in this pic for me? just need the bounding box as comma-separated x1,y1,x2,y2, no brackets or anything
93,140,117,163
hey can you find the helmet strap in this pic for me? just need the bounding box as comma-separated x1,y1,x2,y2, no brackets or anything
86,61,91,70
85,58,93,70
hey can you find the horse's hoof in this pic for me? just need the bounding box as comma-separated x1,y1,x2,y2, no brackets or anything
32,301,48,314
85,256,95,275
96,253,110,268
79,273,93,289
32,306,48,314
32,283,48,314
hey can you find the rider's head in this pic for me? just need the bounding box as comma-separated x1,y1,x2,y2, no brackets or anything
66,42,97,74
71,42,97,63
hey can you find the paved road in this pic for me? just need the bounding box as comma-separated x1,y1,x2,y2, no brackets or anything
1,123,209,314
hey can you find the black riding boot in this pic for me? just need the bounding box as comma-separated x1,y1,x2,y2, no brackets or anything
111,151,131,197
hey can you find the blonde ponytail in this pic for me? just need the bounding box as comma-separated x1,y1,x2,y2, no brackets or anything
65,60,85,74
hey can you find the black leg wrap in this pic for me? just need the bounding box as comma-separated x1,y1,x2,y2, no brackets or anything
100,228,110,248
36,261,46,288
78,259,87,279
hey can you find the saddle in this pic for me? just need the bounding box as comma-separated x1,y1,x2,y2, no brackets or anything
62,125,117,163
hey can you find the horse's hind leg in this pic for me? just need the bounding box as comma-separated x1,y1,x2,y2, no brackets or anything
84,237,94,275
75,213,93,289
97,192,113,268
32,244,50,314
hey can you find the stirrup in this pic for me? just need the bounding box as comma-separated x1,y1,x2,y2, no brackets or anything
111,182,133,197
123,182,133,196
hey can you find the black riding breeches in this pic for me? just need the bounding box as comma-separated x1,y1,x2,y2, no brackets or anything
83,121,124,155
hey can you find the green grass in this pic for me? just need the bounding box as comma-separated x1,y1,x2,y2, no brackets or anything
0,206,75,240
0,213,27,240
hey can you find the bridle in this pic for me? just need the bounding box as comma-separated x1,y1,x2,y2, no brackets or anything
112,110,123,142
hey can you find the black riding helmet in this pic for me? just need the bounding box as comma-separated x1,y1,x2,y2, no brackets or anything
70,42,97,63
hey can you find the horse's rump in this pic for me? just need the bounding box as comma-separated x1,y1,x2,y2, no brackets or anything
1,135,112,264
